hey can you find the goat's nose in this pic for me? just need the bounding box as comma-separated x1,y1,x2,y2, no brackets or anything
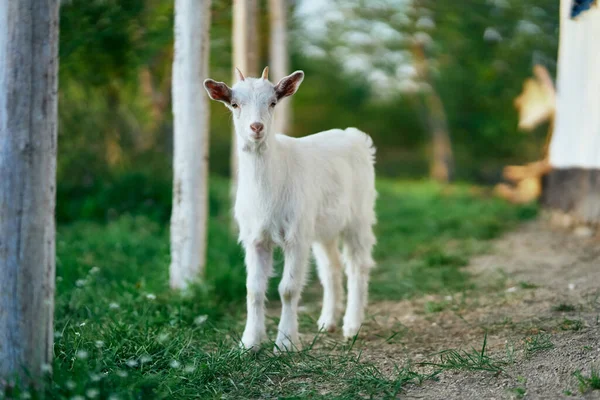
250,122,264,134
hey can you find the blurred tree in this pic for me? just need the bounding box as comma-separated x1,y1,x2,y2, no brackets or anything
269,0,291,134
412,39,454,182
169,0,211,288
305,0,559,181
0,0,60,382
543,0,600,223
231,0,260,190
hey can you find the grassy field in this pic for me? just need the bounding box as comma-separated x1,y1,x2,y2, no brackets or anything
20,179,536,399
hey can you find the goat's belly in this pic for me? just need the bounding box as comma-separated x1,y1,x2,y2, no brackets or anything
314,211,347,242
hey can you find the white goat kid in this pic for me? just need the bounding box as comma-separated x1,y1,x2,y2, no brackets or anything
204,67,377,352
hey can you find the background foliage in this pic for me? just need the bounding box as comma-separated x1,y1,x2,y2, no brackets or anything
57,0,559,210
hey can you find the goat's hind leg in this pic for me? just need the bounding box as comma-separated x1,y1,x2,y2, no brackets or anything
342,225,375,340
312,240,345,333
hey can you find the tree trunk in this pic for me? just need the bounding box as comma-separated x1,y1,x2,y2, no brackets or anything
412,42,454,182
0,0,60,383
231,0,259,189
170,0,211,289
543,0,600,223
269,0,290,135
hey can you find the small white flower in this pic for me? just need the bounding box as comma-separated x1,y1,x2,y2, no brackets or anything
484,27,503,42
444,295,453,301
146,293,156,300
75,279,87,287
116,370,128,378
75,332,80,336
568,283,576,291
194,315,208,325
506,286,517,293
95,340,104,348
66,380,77,390
86,388,99,399
126,359,138,368
89,267,100,274
89,373,102,382
184,365,196,373
157,333,169,343
41,363,52,374
79,322,86,327
169,360,181,369
76,350,89,360
140,355,152,364
109,303,120,309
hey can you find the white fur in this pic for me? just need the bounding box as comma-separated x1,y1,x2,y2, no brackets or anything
204,72,377,352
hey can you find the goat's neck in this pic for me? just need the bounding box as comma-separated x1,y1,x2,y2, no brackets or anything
236,133,283,195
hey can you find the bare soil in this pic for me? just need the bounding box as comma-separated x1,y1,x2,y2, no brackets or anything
357,217,600,399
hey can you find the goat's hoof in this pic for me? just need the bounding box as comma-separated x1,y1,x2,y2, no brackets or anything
342,324,361,340
239,341,262,353
317,318,337,333
274,336,301,353
240,333,265,353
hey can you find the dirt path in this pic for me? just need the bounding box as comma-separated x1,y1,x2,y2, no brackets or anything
359,218,600,399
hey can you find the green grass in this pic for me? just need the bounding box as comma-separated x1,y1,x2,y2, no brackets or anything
552,303,576,312
418,333,506,374
573,366,600,393
518,281,538,290
10,179,536,399
524,332,554,357
559,318,584,331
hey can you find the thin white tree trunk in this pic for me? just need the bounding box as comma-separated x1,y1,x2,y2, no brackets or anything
549,1,600,168
170,0,211,289
231,0,258,188
0,0,60,382
269,0,290,134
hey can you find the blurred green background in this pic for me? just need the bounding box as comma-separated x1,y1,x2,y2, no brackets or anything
57,0,558,224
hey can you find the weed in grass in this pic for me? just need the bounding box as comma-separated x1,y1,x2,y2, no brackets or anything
553,303,576,312
524,332,554,357
559,318,584,331
418,333,505,374
509,386,527,399
518,281,538,289
424,300,449,313
573,366,600,393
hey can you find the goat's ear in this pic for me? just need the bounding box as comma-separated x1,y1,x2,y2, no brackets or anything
274,71,304,100
203,79,232,104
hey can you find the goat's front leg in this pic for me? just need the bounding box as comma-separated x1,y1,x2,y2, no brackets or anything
275,242,310,352
241,241,273,351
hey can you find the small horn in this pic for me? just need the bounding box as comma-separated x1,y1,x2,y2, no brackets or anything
235,67,245,81
261,66,269,80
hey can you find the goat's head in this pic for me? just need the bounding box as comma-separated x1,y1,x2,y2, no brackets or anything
204,67,304,144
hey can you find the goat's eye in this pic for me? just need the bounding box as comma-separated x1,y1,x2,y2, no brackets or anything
270,101,276,108
231,102,239,109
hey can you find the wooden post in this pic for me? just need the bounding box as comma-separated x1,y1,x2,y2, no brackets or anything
170,0,212,288
0,0,60,383
543,1,600,223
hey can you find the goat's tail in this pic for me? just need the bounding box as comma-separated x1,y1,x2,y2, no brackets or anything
345,127,376,164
